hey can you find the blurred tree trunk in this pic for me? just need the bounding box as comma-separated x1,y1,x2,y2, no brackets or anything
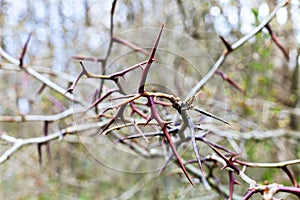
289,53,299,130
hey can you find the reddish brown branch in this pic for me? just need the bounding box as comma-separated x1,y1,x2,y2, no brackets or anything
44,121,51,162
85,60,147,80
65,61,87,93
19,33,32,68
148,96,194,186
36,84,47,95
46,93,66,112
219,36,232,53
101,104,127,134
276,185,300,198
138,24,164,93
84,89,119,113
38,120,51,165
243,188,256,200
228,171,240,200
265,23,289,61
37,143,42,165
112,37,149,55
195,136,236,155
110,0,118,37
206,141,240,174
154,99,172,107
107,60,148,80
216,69,245,94
96,0,118,100
282,166,298,187
129,102,148,119
66,60,148,93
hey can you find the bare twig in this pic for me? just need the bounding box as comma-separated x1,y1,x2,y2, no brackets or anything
112,37,149,55
216,69,245,94
19,33,32,68
101,104,127,134
265,23,289,61
282,166,298,187
0,120,108,164
96,0,118,101
194,108,229,125
72,55,105,63
84,89,119,113
81,60,147,80
0,107,86,122
235,158,300,168
0,46,86,105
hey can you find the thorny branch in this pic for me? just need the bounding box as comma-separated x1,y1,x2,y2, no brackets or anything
0,121,109,164
0,0,299,199
0,40,86,105
138,24,164,94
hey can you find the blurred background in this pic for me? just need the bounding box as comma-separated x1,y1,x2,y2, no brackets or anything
0,0,299,199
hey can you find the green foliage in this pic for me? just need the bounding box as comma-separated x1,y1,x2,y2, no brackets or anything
251,8,258,19
270,105,282,115
242,33,275,99
239,101,255,116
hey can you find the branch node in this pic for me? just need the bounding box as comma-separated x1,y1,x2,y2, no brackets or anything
219,36,232,53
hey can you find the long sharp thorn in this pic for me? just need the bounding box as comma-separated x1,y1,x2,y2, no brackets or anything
194,108,229,125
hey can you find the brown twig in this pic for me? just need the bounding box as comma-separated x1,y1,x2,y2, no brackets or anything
82,60,148,80
19,33,32,68
72,55,105,63
38,121,51,165
265,23,289,61
84,89,119,113
101,104,127,134
228,171,240,200
129,102,148,119
96,0,118,102
219,36,232,53
112,37,149,55
66,60,148,93
216,69,245,94
205,141,240,174
116,126,179,143
282,166,298,187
